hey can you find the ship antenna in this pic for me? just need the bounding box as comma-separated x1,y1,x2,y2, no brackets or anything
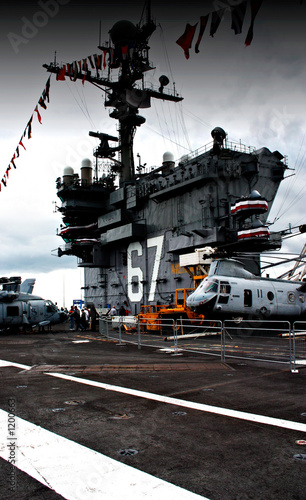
98,20,102,47
139,0,151,26
146,0,152,24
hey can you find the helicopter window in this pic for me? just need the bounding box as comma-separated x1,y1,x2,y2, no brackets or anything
200,280,218,294
288,292,296,303
6,306,19,316
46,301,57,313
267,291,274,301
244,289,252,307
220,281,231,294
218,295,229,304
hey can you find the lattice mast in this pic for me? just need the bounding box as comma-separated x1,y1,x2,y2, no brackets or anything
43,0,182,185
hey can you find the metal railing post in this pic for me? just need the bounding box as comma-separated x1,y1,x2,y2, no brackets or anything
100,318,106,337
99,317,103,336
221,321,226,363
173,319,178,354
118,317,122,345
290,322,299,373
137,319,141,350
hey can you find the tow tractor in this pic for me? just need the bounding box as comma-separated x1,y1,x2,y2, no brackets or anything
138,248,213,334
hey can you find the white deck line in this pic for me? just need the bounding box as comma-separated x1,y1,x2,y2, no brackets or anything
48,372,306,433
0,409,206,500
0,359,31,370
1,358,306,433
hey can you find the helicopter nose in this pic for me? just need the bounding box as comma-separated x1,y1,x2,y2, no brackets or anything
60,311,68,323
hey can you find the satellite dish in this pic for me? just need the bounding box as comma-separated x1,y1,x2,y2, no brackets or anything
211,127,226,155
211,127,226,144
109,20,138,47
159,75,169,86
159,75,170,92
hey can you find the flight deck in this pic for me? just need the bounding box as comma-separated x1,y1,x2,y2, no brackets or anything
0,326,305,500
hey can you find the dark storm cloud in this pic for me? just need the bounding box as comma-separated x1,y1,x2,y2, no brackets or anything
0,0,305,287
2,1,304,64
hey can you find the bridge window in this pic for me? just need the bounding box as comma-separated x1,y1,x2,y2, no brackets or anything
7,306,19,317
244,289,252,307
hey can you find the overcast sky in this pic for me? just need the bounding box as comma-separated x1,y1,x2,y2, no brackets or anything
0,0,305,306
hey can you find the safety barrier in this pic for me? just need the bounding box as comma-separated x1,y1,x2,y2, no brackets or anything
291,322,306,372
163,318,224,359
99,316,305,371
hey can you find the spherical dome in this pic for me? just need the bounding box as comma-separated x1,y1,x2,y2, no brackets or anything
250,190,261,199
81,158,92,169
211,127,226,141
63,166,74,176
163,151,174,163
109,20,138,47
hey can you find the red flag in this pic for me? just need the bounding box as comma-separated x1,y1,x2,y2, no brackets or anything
103,50,107,69
176,23,198,59
121,45,128,60
195,14,209,53
34,105,42,124
56,65,66,81
245,0,263,46
94,54,102,70
19,139,26,150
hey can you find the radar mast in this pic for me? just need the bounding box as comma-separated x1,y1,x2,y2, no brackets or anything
43,0,182,184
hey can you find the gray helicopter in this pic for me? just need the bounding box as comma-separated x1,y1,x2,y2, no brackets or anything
0,277,67,332
186,258,306,321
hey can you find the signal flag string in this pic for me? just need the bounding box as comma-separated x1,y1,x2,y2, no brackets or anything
176,0,263,59
176,0,303,59
0,76,51,192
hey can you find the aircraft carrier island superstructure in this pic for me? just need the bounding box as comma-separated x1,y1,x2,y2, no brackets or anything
45,9,288,314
